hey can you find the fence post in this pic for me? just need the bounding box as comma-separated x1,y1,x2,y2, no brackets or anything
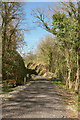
27,74,29,82
24,77,26,85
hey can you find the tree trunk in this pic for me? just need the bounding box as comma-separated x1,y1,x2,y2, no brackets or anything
68,69,73,89
66,68,71,89
75,51,79,92
69,79,73,89
65,49,71,89
2,3,8,55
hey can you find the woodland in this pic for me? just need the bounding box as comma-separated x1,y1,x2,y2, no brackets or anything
1,1,80,94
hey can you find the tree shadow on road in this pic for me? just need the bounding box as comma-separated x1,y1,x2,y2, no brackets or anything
2,78,68,118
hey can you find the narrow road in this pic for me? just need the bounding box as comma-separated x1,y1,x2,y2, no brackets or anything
2,77,67,118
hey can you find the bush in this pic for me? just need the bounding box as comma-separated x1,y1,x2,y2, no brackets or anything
2,50,27,85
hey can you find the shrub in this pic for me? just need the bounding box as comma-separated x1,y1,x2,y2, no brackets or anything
2,50,27,85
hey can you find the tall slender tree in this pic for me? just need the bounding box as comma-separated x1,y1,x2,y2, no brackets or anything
32,1,80,92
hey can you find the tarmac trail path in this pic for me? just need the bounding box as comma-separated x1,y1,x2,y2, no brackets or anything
2,77,67,118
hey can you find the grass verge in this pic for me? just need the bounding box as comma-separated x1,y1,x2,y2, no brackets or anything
2,84,13,93
52,80,78,118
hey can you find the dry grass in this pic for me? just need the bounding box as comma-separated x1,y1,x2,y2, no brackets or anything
54,83,78,118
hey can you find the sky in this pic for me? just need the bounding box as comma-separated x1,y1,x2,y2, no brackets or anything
23,2,57,54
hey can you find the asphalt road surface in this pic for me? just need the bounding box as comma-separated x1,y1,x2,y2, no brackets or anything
2,77,67,118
